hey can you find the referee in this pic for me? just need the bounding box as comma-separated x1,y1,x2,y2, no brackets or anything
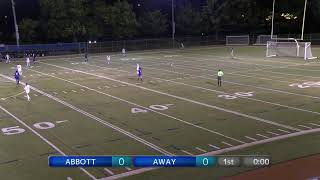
217,69,224,87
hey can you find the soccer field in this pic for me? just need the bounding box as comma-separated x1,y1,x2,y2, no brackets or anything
1,45,320,180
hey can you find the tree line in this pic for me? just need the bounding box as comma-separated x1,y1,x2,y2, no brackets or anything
5,0,320,43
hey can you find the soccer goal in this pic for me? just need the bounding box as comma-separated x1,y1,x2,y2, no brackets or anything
266,39,316,60
255,35,277,45
226,35,249,46
266,0,316,60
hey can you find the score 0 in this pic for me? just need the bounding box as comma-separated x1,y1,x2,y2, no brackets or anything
112,156,132,167
196,156,216,167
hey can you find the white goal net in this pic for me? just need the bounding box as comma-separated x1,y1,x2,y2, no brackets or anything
226,35,249,45
266,40,316,60
255,35,277,45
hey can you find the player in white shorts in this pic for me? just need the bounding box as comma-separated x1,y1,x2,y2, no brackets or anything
26,56,31,67
230,47,234,59
24,83,31,101
122,48,126,57
107,55,111,64
5,53,10,63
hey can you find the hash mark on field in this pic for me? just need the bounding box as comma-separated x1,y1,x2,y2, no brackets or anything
62,91,68,94
245,136,257,141
67,177,72,180
181,150,194,156
125,167,132,171
98,86,102,89
80,89,85,92
222,141,233,147
309,123,320,127
72,90,77,93
195,147,207,153
51,73,56,75
267,131,279,136
208,144,220,150
56,120,69,124
104,168,114,175
53,92,58,95
256,134,269,139
278,129,291,134
1,98,5,101
112,85,118,88
120,84,127,87
33,94,38,97
298,125,312,129
104,86,110,88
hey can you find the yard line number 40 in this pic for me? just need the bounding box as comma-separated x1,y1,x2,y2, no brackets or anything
131,104,173,114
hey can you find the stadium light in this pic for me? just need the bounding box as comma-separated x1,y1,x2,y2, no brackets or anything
10,0,20,46
172,0,175,48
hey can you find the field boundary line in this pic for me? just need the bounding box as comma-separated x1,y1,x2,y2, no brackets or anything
27,68,245,144
0,106,97,180
0,74,173,156
39,62,301,131
100,128,320,180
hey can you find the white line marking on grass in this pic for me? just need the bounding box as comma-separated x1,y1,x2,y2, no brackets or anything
104,86,110,88
298,125,312,129
53,92,58,95
67,177,72,180
208,144,220,150
0,106,97,180
104,168,114,175
72,90,77,93
34,94,38,97
125,167,132,171
62,91,68,94
26,68,246,144
309,123,320,127
112,85,118,88
80,89,85,92
0,74,173,156
278,129,291,134
195,147,207,153
39,62,301,132
181,150,194,156
98,87,102,89
56,120,69,124
221,141,233,147
267,131,279,136
30,75,33,77
245,136,257,141
256,134,269,139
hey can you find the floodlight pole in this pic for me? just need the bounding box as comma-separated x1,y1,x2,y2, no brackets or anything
172,0,175,48
11,0,20,46
271,0,276,39
301,0,308,40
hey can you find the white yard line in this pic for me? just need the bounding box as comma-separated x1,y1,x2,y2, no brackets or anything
208,144,220,150
221,141,233,147
309,123,320,127
26,68,247,144
0,106,97,180
181,150,194,156
125,167,132,171
245,136,257,141
0,74,173,156
267,131,279,136
298,125,313,129
39,62,301,132
195,147,207,153
256,134,269,139
103,168,114,176
278,129,291,134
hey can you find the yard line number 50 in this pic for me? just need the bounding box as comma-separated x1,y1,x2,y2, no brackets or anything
1,122,55,136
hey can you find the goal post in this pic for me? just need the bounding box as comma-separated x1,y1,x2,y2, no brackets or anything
226,35,249,45
255,35,277,45
266,40,316,60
